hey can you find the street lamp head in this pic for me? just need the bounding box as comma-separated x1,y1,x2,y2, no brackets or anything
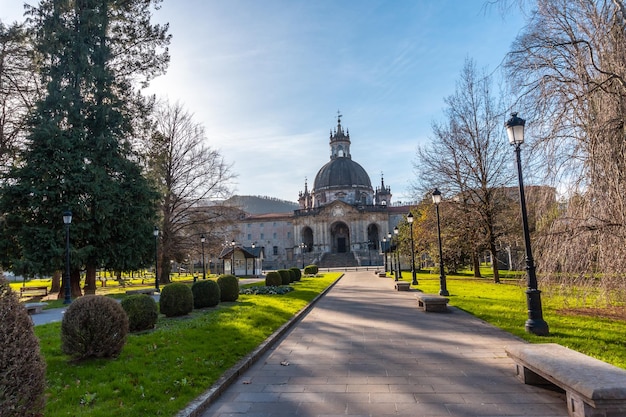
387,232,392,239
201,234,206,243
63,210,72,225
252,242,256,249
383,237,386,243
407,212,414,223
505,112,525,146
153,226,159,237
231,239,236,247
393,226,399,235
432,188,442,205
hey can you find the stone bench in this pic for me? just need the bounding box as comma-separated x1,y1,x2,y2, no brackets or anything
415,293,449,312
125,288,156,296
394,281,410,291
24,302,48,314
505,343,626,417
20,286,48,297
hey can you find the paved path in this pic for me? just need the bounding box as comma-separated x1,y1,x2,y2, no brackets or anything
197,271,568,417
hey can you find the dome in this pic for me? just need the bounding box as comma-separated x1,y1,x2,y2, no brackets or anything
313,157,372,191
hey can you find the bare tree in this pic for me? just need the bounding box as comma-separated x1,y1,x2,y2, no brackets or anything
414,59,514,282
0,21,40,168
144,100,236,282
505,0,626,299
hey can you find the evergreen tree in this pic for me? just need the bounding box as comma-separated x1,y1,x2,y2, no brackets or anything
0,0,169,296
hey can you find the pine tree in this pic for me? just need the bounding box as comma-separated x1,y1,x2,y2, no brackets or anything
0,0,169,296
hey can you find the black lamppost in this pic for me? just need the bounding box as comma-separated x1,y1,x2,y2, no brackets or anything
388,231,396,280
300,242,305,269
251,242,256,276
153,226,160,292
63,210,72,304
407,212,418,286
394,226,402,279
383,237,388,273
432,189,449,296
201,234,206,280
230,239,236,275
367,241,372,266
505,112,549,336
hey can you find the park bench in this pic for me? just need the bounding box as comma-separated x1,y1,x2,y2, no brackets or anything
505,343,626,417
394,281,410,291
20,286,48,297
125,288,156,296
415,293,449,312
24,302,47,314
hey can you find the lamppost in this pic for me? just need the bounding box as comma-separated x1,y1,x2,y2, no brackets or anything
367,241,372,266
230,239,236,275
388,231,396,279
407,212,418,285
201,234,206,280
300,242,305,269
252,242,256,276
432,189,449,296
382,237,388,273
394,226,402,279
153,226,160,292
505,112,549,336
63,210,72,304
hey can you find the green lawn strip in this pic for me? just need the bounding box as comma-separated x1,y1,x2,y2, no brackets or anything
407,271,626,369
35,273,340,417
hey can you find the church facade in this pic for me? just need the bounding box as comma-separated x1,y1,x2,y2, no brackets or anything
226,115,409,272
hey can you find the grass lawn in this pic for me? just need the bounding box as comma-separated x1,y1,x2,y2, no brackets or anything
34,273,340,417
404,269,626,369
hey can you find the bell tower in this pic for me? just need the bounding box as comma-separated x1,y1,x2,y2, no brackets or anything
329,111,351,160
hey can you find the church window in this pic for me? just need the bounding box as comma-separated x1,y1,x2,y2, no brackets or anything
287,232,291,238
273,246,278,255
260,233,264,240
273,232,277,239
247,233,251,240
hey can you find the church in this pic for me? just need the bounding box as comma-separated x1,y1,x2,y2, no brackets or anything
222,115,410,273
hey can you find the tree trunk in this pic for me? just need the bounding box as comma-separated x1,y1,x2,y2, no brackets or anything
490,244,500,283
57,269,83,300
51,270,61,292
84,265,97,295
472,251,482,278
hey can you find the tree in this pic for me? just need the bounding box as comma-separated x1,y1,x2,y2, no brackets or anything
143,100,235,283
414,59,514,282
0,0,168,297
0,21,41,169
505,0,626,293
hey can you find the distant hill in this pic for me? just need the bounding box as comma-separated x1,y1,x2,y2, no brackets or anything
225,195,299,214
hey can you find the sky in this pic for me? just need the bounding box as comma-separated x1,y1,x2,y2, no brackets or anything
1,0,527,204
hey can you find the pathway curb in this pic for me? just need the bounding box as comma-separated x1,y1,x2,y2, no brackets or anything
176,274,344,417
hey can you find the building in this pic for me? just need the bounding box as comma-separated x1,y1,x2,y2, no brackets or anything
221,114,409,272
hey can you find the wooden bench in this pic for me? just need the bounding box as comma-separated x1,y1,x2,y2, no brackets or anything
394,281,410,291
125,288,156,296
506,343,626,417
24,302,48,314
378,272,387,277
20,286,48,297
415,293,449,312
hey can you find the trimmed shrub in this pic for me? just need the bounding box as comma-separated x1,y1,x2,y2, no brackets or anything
277,269,291,285
289,267,302,281
121,294,158,332
304,264,318,276
265,271,282,286
191,280,220,308
0,277,46,416
217,274,239,302
61,295,129,360
159,283,193,317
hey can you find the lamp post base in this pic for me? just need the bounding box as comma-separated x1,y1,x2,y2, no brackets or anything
525,288,549,336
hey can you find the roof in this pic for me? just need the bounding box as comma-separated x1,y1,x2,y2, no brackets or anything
313,157,372,191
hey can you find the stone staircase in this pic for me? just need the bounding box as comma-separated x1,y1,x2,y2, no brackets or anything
317,252,359,268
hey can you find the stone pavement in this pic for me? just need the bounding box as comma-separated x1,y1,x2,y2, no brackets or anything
195,271,568,417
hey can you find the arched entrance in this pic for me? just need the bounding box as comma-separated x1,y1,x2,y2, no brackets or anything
367,223,380,250
302,226,313,252
331,221,350,253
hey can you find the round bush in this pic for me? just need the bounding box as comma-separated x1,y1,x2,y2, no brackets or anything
191,279,221,308
289,267,302,281
304,264,318,275
278,269,291,285
121,294,158,332
0,277,46,416
265,271,282,286
160,283,193,317
217,274,239,302
61,295,129,360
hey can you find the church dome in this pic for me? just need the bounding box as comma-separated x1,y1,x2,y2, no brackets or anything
313,157,372,191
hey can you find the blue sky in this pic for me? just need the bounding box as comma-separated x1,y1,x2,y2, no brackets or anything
1,0,526,203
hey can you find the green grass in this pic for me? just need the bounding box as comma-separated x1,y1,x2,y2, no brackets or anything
405,270,626,369
34,273,340,417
